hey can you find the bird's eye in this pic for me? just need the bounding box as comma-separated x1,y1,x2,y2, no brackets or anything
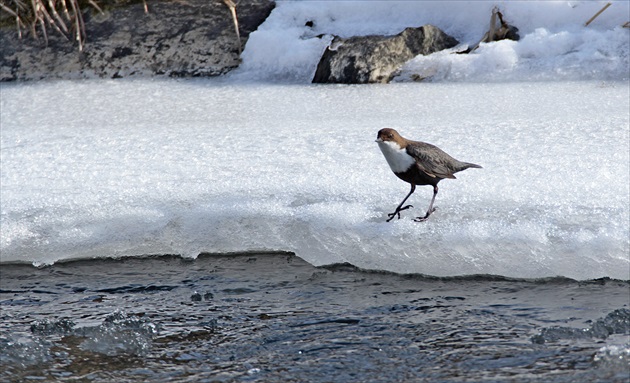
388,134,394,139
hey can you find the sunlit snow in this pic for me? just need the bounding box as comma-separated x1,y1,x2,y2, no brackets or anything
1,1,629,279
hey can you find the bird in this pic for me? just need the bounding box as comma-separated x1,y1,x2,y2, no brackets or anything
375,128,482,222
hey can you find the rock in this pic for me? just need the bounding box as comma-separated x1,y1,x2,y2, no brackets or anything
0,0,275,81
312,25,459,84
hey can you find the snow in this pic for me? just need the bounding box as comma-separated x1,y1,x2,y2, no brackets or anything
1,1,629,279
233,0,629,82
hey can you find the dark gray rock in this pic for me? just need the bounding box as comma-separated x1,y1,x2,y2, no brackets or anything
0,0,275,81
312,25,459,84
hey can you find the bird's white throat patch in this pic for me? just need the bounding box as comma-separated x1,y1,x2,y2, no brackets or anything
377,140,415,173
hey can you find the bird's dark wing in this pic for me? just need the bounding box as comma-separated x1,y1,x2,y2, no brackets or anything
405,141,458,179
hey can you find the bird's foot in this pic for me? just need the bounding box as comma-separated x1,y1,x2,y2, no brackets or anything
386,204,413,222
413,207,437,222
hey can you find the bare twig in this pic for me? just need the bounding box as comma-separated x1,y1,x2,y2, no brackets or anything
487,6,497,42
462,7,517,54
40,3,70,39
37,12,48,45
1,1,20,19
222,0,241,55
59,0,71,20
0,1,26,38
88,0,102,14
48,0,69,33
585,2,612,27
66,0,83,50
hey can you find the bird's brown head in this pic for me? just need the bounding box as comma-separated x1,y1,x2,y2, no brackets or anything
376,128,405,145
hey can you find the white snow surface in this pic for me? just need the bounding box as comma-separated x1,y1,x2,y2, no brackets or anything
1,1,629,279
1,80,628,279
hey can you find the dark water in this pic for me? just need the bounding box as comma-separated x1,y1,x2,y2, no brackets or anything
1,253,629,382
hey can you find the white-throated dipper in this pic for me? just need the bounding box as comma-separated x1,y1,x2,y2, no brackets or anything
376,128,482,222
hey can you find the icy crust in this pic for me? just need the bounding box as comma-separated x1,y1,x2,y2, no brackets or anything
1,81,629,280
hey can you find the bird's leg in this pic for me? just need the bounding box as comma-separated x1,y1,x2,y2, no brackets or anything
387,184,415,222
414,185,438,222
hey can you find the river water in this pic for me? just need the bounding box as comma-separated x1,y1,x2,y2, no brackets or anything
1,253,629,382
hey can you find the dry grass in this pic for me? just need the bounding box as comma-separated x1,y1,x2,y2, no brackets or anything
1,0,240,52
222,0,240,54
1,0,102,50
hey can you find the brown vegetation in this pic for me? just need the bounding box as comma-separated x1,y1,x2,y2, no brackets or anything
0,0,107,50
0,0,238,51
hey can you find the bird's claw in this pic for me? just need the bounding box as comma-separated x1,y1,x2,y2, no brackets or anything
386,205,413,222
413,207,437,222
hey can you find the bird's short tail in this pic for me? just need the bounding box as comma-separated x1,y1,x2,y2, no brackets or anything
458,161,483,171
465,162,483,169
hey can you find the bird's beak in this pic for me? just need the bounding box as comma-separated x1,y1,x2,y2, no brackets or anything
375,138,382,143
